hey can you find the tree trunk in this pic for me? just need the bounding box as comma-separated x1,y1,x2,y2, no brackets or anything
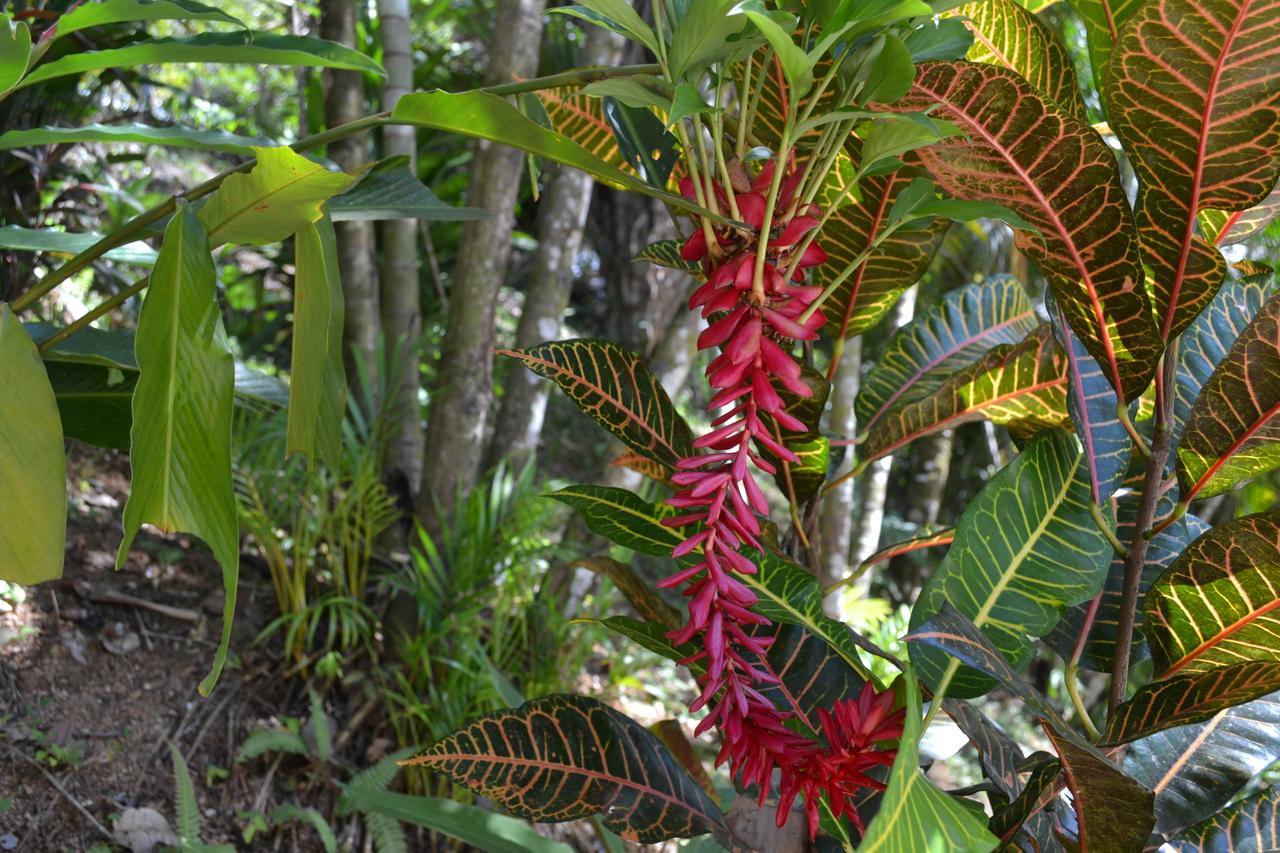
377,0,424,498
819,337,860,616
418,0,546,531
905,429,952,528
319,0,379,388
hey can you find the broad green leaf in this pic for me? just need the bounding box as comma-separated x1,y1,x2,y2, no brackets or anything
581,76,673,113
1065,0,1143,87
572,557,682,629
327,157,485,222
533,87,630,171
0,306,66,585
0,122,273,155
498,339,694,470
1172,273,1274,445
199,147,355,246
889,61,1161,403
860,325,1069,465
667,83,714,127
668,0,753,81
601,99,678,190
859,118,964,178
18,32,385,89
52,0,244,38
339,789,572,853
857,33,917,105
0,16,31,97
904,18,975,61
1145,509,1280,676
856,276,1038,439
743,9,813,98
1201,183,1280,247
548,485,683,556
391,91,718,222
909,429,1112,697
1166,787,1280,852
116,202,238,696
814,149,947,339
0,224,157,265
1177,292,1280,501
403,694,729,843
549,0,659,55
1102,661,1280,745
951,0,1087,118
287,217,345,467
857,667,998,853
1124,691,1280,836
1041,725,1156,852
1105,0,1280,340
634,239,701,273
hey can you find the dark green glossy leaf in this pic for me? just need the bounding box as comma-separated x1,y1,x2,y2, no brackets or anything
987,756,1061,849
328,157,485,221
1042,725,1155,852
1103,661,1280,745
1165,787,1280,852
0,224,157,265
549,485,683,556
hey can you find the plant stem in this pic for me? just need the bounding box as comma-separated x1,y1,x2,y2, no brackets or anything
921,661,957,731
38,277,148,351
481,63,661,97
1065,662,1101,740
1089,502,1128,557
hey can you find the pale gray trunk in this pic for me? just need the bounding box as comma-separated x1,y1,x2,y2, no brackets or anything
320,0,378,386
819,337,861,617
377,0,424,496
418,0,546,531
906,429,952,528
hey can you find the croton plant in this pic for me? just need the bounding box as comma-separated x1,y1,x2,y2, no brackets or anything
2,0,1280,849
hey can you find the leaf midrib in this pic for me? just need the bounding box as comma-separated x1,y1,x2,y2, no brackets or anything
1165,595,1280,675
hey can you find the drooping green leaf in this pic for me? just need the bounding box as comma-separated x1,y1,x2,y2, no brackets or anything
18,32,385,89
1201,183,1280,247
0,306,66,585
1041,725,1155,852
668,0,754,81
391,91,718,221
814,150,947,339
856,276,1038,439
198,146,355,246
0,122,274,155
549,485,683,557
547,0,659,55
860,325,1069,465
498,339,694,470
582,76,674,113
1179,287,1280,501
1103,661,1280,745
1124,691,1280,836
857,667,998,853
1145,509,1280,677
951,0,1087,117
403,694,728,843
1165,787,1280,852
888,61,1161,402
743,8,814,98
286,216,345,467
634,239,701,273
859,527,956,570
340,789,572,853
908,429,1111,697
0,17,32,97
327,157,485,222
52,0,244,38
0,224,157,265
115,202,238,696
1105,0,1280,340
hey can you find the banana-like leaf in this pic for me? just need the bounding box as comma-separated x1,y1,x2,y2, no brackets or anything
1145,509,1280,676
327,157,485,221
19,32,385,89
51,0,244,38
815,150,948,340
1179,289,1280,502
1102,661,1280,745
1123,691,1280,836
498,339,694,469
1042,725,1156,852
857,667,998,853
909,429,1111,697
856,276,1038,439
1172,273,1274,445
339,789,571,853
0,123,273,155
286,216,346,467
888,61,1160,402
402,694,729,843
199,147,355,246
549,485,684,556
1065,0,1144,88
1201,183,1280,247
634,239,701,273
0,224,157,265
572,557,682,629
0,306,66,585
116,203,238,696
951,0,1087,117
1105,0,1280,340
1042,493,1208,672
860,325,1069,465
534,87,629,171
1165,787,1280,852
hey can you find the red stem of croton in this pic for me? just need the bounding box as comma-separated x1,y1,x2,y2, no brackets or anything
661,155,904,836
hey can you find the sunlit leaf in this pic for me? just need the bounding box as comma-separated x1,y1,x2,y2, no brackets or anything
51,0,244,38
534,86,630,171
0,17,30,97
0,122,274,155
0,224,157,265
327,157,485,221
549,485,683,556
1200,183,1280,247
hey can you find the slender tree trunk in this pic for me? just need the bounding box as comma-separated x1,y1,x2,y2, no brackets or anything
377,0,424,497
906,429,952,528
320,0,379,388
418,0,546,531
819,337,861,616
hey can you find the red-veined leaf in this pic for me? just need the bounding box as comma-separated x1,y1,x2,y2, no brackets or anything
885,60,1161,402
1066,0,1145,86
1104,0,1280,340
1201,182,1280,247
549,485,684,557
1102,661,1280,745
859,527,956,570
1042,725,1156,852
1166,787,1280,851
535,86,629,171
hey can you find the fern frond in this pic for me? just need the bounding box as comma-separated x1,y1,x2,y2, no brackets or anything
235,728,308,763
169,742,201,844
270,804,337,853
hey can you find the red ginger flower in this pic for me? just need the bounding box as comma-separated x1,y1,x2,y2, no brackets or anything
662,155,900,838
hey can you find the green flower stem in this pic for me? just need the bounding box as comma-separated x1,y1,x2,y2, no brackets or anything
1065,662,1101,741
736,55,754,160
797,219,902,324
750,121,794,301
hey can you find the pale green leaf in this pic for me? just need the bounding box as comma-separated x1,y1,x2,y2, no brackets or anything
0,224,157,265
52,0,244,38
0,122,273,155
0,16,31,96
287,216,346,467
